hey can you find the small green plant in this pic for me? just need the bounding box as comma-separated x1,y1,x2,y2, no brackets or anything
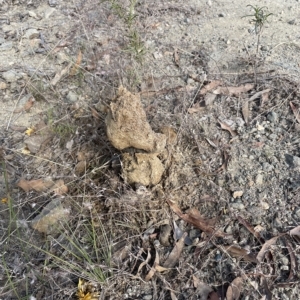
243,5,273,55
103,0,146,61
242,5,273,82
125,30,146,61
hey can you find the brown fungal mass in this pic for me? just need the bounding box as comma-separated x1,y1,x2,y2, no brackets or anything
122,153,164,186
105,86,167,153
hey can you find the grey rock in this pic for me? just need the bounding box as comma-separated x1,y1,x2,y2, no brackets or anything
288,19,296,25
24,134,52,154
218,13,225,17
267,111,278,123
0,41,13,51
23,28,39,39
256,173,264,185
48,0,57,7
231,202,245,210
143,296,152,300
45,7,56,19
66,91,78,102
31,199,70,234
2,70,19,82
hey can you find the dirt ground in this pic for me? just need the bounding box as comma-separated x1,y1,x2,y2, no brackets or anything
1,0,300,299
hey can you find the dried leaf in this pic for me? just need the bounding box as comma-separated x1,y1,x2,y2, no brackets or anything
188,102,205,114
200,80,222,95
17,178,54,192
290,102,300,123
213,83,254,96
155,265,168,272
204,93,217,106
163,232,186,268
14,96,35,113
284,237,298,282
242,100,250,125
51,62,72,85
170,291,178,300
218,120,237,137
237,216,265,244
145,249,160,281
257,236,278,263
192,275,213,300
261,277,272,300
166,199,227,238
223,245,258,263
70,50,82,76
249,89,271,102
208,291,219,300
289,225,300,237
52,179,68,195
226,277,244,300
24,97,35,111
136,248,151,276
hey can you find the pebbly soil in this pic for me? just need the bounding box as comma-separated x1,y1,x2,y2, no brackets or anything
1,0,300,299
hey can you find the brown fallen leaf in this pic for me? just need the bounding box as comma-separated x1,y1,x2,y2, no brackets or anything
136,248,151,276
14,96,35,113
17,178,54,192
223,245,258,263
170,291,178,300
289,225,300,237
52,179,68,195
283,237,297,282
70,49,82,76
218,120,237,137
192,275,213,300
51,62,72,86
200,80,222,95
213,83,254,96
257,236,279,263
237,216,265,245
248,88,271,102
226,277,244,300
166,199,227,238
261,277,272,300
145,249,159,281
187,208,217,227
163,232,186,268
242,100,250,125
208,291,219,300
290,102,300,123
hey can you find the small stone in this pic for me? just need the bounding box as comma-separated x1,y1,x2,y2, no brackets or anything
153,51,163,59
2,70,18,82
260,201,269,210
66,91,78,102
256,174,264,185
288,19,296,25
45,7,56,19
231,202,245,210
0,41,13,51
0,81,7,89
143,295,152,300
31,199,70,234
267,111,278,123
24,28,39,39
48,0,57,7
218,13,225,17
233,190,243,198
